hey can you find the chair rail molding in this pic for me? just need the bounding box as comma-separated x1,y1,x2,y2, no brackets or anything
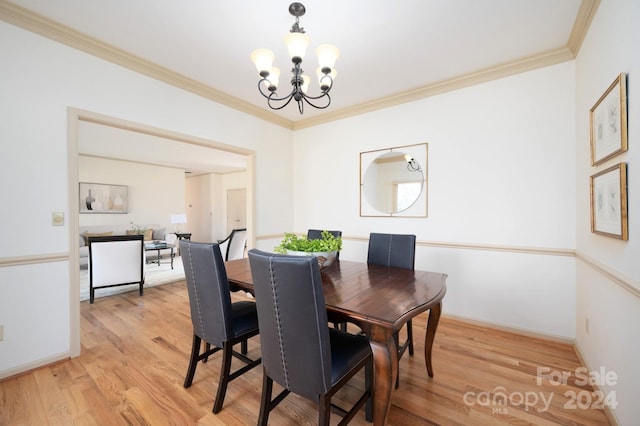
575,250,640,298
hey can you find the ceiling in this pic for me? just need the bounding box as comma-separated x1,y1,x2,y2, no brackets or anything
78,120,248,175
2,0,595,174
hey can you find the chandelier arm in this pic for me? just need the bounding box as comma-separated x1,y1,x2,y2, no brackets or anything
301,92,331,110
317,73,334,92
300,88,332,101
256,80,300,102
267,93,297,110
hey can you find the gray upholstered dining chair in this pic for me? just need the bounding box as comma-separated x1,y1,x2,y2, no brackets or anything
308,229,347,331
218,228,247,261
248,249,373,426
307,229,342,259
367,232,416,388
180,240,261,413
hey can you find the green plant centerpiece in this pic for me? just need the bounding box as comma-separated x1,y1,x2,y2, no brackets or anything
274,230,342,268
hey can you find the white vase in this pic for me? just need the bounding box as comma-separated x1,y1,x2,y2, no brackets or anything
286,250,337,268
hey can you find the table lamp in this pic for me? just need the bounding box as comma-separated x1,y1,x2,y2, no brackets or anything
170,213,187,233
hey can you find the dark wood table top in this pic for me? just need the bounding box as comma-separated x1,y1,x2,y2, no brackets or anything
225,256,447,425
225,258,447,337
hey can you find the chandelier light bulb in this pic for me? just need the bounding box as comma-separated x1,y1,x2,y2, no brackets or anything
251,49,275,74
284,32,310,61
265,67,280,90
316,44,340,70
301,74,310,93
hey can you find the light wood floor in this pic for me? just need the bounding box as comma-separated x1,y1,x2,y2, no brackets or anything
1,281,611,425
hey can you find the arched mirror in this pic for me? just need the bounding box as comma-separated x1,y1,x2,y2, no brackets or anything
360,143,427,217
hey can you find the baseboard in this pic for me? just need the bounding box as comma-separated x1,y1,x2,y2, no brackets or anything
573,343,620,426
0,351,70,381
442,313,575,345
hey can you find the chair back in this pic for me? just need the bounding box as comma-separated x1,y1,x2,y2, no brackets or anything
218,228,247,261
226,228,247,260
367,232,416,270
88,235,144,286
180,240,234,347
306,229,342,240
307,229,342,259
248,249,332,401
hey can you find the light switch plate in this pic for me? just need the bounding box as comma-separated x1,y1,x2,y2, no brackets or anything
52,212,64,226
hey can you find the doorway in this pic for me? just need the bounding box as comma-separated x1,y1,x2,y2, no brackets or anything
226,188,247,233
69,108,256,357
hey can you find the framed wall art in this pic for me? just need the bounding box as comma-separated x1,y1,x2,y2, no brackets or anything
590,163,628,240
80,182,128,214
590,72,627,166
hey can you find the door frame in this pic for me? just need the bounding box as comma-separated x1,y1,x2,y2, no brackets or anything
67,107,255,356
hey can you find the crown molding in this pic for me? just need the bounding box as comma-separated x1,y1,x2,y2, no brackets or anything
0,0,598,130
567,0,601,55
293,46,575,130
0,1,294,129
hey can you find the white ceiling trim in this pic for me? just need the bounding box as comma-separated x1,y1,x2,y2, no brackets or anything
0,0,599,130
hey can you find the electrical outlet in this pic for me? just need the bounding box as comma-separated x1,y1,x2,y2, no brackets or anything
0,324,4,342
585,317,590,334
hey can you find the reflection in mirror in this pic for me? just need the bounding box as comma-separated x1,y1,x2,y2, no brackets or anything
363,152,423,214
360,143,427,217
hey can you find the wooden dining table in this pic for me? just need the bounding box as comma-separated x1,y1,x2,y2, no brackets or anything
225,258,447,425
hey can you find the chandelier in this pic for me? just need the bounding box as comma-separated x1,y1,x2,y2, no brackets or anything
405,155,422,172
250,2,339,114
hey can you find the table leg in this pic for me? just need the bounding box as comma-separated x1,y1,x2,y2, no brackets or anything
424,302,442,377
370,337,397,425
170,247,174,269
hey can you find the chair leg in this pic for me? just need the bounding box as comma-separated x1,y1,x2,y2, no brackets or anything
319,394,331,426
394,331,401,389
407,319,414,355
183,334,201,388
258,372,273,426
212,342,233,413
395,320,416,389
204,342,211,363
365,360,373,422
241,339,248,355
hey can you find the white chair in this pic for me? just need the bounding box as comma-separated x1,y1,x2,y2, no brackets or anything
218,228,247,261
88,235,145,303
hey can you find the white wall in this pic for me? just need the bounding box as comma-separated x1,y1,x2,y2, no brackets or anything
79,156,184,230
574,1,640,424
0,20,292,377
292,62,577,339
